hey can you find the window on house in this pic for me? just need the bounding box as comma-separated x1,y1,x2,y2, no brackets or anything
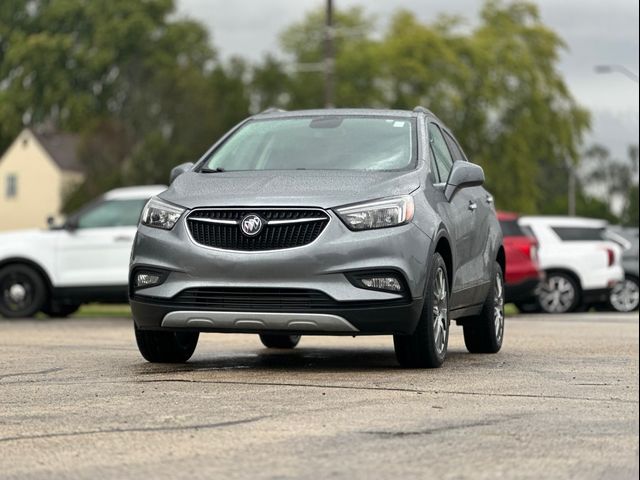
6,174,17,199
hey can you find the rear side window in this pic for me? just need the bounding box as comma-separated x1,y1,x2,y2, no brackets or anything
552,227,606,242
443,131,466,161
500,220,526,237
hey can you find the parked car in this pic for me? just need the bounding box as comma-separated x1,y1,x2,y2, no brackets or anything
517,216,624,314
130,107,505,368
497,211,542,305
0,185,166,318
604,227,639,312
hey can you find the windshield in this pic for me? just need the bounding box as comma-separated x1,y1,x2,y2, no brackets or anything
200,116,416,172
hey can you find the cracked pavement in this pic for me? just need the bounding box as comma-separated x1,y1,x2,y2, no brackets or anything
0,313,638,479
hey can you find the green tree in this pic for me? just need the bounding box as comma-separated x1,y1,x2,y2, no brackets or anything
0,0,250,209
274,1,590,213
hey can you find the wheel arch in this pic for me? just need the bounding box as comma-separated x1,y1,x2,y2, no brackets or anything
544,267,583,292
432,227,454,289
496,245,506,275
0,257,54,293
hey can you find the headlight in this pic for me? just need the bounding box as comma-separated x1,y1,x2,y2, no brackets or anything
140,197,185,230
335,195,414,231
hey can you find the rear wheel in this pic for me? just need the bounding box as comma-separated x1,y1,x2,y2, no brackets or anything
0,264,48,318
609,275,640,312
259,334,301,349
537,272,580,314
393,253,449,368
134,324,199,363
463,261,505,353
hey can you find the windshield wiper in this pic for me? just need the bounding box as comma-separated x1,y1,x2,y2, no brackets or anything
201,167,226,173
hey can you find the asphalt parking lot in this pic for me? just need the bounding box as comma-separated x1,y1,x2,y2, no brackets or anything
0,312,638,480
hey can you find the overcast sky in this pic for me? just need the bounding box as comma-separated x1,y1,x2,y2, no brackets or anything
177,0,639,160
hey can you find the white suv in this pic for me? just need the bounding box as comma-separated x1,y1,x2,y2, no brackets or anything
517,216,625,313
0,185,166,318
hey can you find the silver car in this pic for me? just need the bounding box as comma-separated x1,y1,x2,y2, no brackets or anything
129,108,504,368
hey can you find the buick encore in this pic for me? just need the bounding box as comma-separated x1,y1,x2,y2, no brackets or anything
130,108,505,368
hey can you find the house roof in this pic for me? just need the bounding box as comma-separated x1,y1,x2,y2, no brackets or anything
30,129,83,173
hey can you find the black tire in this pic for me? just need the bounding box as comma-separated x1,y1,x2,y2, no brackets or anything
41,302,80,318
537,271,581,314
259,334,301,349
0,264,48,318
463,261,505,353
513,300,541,314
393,253,449,368
608,275,640,312
134,324,199,363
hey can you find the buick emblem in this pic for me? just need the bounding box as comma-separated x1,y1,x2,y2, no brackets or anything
240,214,263,236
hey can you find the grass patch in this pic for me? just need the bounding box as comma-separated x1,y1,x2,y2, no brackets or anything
76,304,131,318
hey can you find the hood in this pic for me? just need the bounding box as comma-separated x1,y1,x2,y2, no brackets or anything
160,170,422,209
0,229,46,243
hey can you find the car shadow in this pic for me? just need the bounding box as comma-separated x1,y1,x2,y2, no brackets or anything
131,346,475,375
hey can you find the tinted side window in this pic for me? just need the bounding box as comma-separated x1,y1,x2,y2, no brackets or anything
77,199,148,229
443,131,466,161
500,220,526,237
428,123,454,183
552,227,606,242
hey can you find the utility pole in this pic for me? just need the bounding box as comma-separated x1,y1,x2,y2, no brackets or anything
324,0,335,108
568,166,576,216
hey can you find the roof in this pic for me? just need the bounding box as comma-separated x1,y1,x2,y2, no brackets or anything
518,215,609,228
253,108,419,120
104,185,167,200
30,129,83,173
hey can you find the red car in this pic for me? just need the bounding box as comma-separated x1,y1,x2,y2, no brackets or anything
497,211,542,304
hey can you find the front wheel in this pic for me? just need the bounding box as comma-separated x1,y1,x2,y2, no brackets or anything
537,272,580,314
463,261,505,353
0,264,48,318
134,324,199,363
609,275,640,312
393,253,449,368
259,334,301,349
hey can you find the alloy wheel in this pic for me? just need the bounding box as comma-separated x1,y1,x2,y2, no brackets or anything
610,278,640,312
538,275,576,313
494,270,505,342
432,266,448,354
1,272,35,314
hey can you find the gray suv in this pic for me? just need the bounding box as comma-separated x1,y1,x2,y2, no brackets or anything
130,108,505,368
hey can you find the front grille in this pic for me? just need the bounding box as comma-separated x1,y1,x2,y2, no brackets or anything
186,208,329,251
135,287,408,311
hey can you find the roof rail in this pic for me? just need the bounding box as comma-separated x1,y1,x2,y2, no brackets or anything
413,106,434,115
259,107,286,115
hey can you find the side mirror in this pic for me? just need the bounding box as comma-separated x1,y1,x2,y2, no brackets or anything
170,162,194,184
444,161,485,201
64,217,78,232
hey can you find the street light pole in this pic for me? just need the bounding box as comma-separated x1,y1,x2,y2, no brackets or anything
594,65,639,83
324,0,335,108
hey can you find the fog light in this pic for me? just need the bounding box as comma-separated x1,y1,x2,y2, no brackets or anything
135,273,161,288
360,277,403,292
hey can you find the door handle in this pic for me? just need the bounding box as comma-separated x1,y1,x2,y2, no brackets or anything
485,194,494,204
468,201,478,212
113,235,133,242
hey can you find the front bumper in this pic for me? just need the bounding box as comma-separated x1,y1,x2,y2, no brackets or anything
130,210,431,335
130,296,423,335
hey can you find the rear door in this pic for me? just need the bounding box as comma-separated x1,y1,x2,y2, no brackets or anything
55,198,147,287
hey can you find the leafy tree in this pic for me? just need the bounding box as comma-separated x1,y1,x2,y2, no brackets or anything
581,144,639,225
273,1,590,213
